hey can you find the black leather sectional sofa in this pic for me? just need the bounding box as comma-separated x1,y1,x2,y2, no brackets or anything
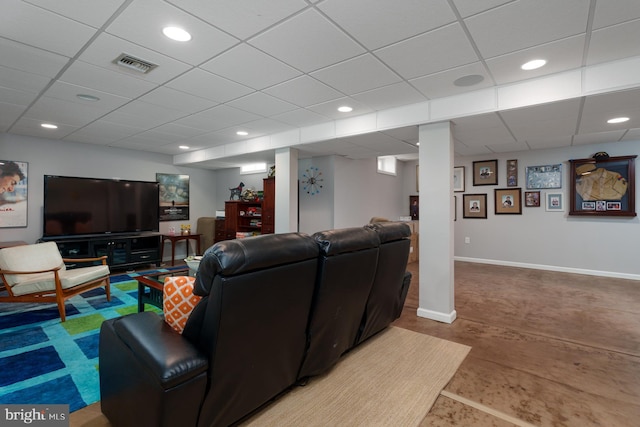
99,222,412,427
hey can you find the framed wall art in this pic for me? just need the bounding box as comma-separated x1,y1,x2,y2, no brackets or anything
568,155,636,217
473,160,498,186
410,195,419,220
506,159,518,187
495,188,522,214
546,192,564,212
463,193,487,218
525,164,562,189
0,160,28,228
453,166,465,192
157,173,190,221
524,191,541,207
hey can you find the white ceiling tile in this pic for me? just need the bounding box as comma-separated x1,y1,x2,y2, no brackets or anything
0,38,69,78
306,98,375,120
59,61,156,98
318,0,457,50
23,0,127,29
44,81,131,111
167,68,254,103
375,23,478,79
264,76,343,107
580,88,640,135
271,108,331,128
573,130,627,145
115,101,190,126
351,83,427,110
249,9,365,73
486,35,586,85
138,87,217,114
452,112,515,146
64,120,145,145
620,128,640,141
311,54,402,95
25,96,110,127
0,102,25,131
201,44,302,90
525,136,573,150
1,0,96,57
465,0,590,58
0,65,50,95
240,119,295,135
167,0,308,40
587,19,640,66
500,99,581,140
592,0,640,29
0,87,37,107
486,141,531,153
452,0,513,18
176,105,261,132
227,92,298,117
105,0,239,66
410,62,493,99
11,116,78,139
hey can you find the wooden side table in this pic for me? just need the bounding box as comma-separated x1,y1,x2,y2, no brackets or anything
160,234,201,266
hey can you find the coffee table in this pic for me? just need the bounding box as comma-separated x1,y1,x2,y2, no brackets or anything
136,267,190,312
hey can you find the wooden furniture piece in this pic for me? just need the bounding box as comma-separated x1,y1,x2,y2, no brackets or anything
161,234,201,266
214,218,230,243
262,177,275,234
225,201,263,238
0,241,111,322
135,267,190,312
43,233,161,270
196,217,216,253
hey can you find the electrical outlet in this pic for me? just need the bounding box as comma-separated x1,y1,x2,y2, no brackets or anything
465,237,470,244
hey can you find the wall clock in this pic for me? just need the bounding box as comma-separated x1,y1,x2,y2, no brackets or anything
302,166,324,195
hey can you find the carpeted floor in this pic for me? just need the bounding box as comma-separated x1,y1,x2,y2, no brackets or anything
0,269,176,412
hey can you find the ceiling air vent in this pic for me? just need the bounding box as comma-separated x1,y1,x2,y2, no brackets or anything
113,53,158,74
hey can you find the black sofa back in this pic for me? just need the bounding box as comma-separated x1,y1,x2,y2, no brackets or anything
99,224,411,427
297,226,380,379
188,233,319,427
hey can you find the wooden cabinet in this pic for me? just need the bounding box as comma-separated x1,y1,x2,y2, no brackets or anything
225,201,263,238
214,218,229,243
262,177,275,234
224,178,275,238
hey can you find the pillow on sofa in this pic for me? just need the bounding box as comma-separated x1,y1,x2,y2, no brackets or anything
163,276,201,334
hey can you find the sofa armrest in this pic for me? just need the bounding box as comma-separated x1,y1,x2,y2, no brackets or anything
100,312,208,427
105,311,208,388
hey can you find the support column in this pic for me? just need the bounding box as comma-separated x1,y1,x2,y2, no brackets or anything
274,147,299,233
417,122,456,323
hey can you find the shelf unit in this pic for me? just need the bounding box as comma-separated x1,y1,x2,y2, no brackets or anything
43,233,161,270
225,201,263,238
262,177,275,234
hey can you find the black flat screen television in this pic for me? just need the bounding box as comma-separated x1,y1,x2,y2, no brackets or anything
43,175,159,238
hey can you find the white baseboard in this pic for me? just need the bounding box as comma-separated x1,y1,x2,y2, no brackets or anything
417,308,457,324
454,256,640,281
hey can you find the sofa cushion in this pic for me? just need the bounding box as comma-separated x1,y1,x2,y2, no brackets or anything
8,264,109,296
0,241,65,286
163,276,201,333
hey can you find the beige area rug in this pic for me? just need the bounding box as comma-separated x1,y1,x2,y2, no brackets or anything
241,327,471,426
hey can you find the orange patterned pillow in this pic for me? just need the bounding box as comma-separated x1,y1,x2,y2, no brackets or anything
163,276,201,334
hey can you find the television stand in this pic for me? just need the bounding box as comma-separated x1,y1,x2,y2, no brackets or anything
41,233,162,270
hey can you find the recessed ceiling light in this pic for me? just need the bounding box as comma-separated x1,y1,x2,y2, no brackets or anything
179,145,190,150
453,74,484,87
76,94,100,102
416,142,420,146
607,117,630,124
236,131,249,136
41,123,58,129
162,26,192,42
338,106,353,113
521,59,547,70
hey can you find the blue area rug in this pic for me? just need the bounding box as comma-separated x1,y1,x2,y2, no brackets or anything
0,267,182,412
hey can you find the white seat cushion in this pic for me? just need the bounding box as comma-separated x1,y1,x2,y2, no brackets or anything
8,265,110,296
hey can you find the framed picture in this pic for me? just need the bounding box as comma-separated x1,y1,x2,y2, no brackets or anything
546,192,564,212
506,159,518,187
525,164,562,189
410,195,419,220
463,193,487,219
568,155,636,217
157,173,190,221
0,160,28,228
495,188,522,214
453,166,465,192
524,191,541,207
473,160,498,186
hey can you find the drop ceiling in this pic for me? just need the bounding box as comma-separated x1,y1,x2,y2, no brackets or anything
2,0,640,170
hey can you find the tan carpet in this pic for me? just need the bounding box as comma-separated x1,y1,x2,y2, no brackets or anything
240,327,471,426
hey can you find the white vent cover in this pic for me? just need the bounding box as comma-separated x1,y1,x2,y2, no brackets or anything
113,54,158,74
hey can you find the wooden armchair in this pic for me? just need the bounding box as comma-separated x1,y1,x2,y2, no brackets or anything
0,241,111,321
